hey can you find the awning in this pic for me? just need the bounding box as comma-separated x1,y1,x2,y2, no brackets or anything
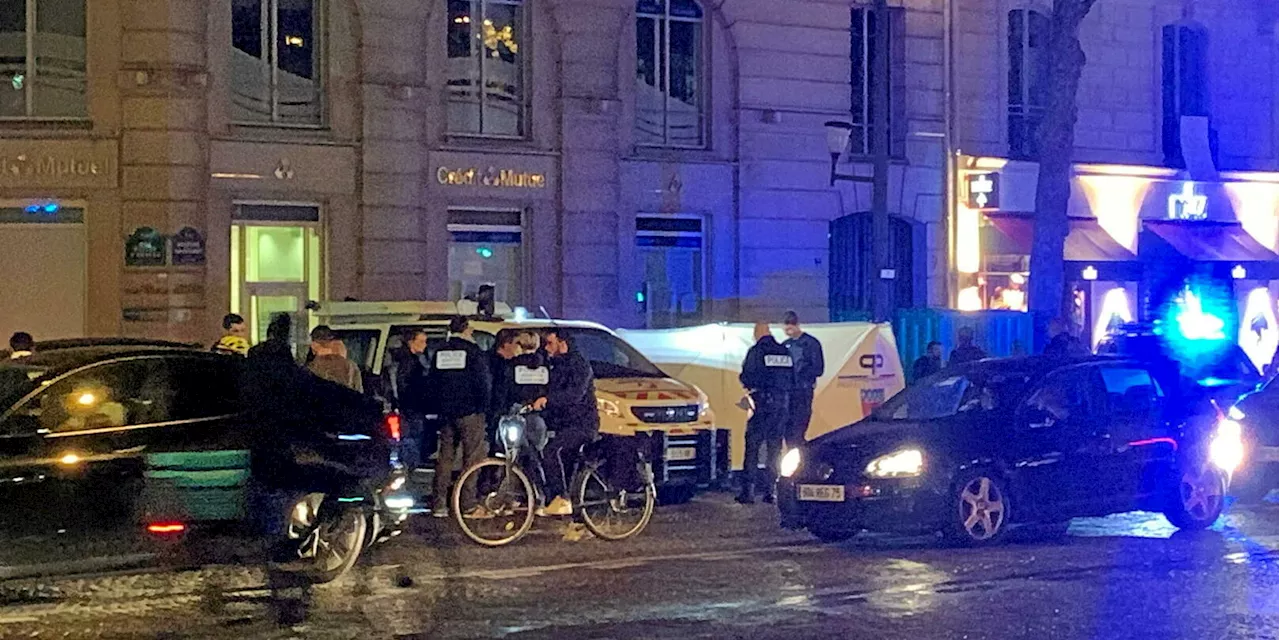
1144,221,1278,262
983,215,1136,261
1064,219,1135,261
983,215,1033,255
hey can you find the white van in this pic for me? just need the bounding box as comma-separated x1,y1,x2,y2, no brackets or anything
316,300,727,496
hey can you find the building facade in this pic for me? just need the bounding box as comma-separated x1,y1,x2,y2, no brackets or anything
0,0,953,344
947,0,1279,361
0,0,1274,346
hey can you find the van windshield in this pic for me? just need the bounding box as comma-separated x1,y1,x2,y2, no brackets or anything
560,328,666,379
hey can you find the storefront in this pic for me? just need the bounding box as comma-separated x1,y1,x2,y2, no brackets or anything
428,151,558,308
953,157,1279,365
207,140,359,346
0,139,119,342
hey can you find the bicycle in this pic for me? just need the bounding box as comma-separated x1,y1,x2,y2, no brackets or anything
451,405,656,547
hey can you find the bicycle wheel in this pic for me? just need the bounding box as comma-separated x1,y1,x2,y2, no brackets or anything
573,461,655,541
451,458,536,547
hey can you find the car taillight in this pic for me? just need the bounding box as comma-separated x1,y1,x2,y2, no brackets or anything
146,522,186,534
386,413,402,442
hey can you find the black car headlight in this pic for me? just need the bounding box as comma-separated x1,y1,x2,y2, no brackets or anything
780,448,802,478
864,449,925,478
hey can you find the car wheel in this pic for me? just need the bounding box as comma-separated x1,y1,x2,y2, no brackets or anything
944,470,1012,546
810,526,858,543
1164,464,1226,530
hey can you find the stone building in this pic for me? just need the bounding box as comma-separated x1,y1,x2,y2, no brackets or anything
0,0,1273,345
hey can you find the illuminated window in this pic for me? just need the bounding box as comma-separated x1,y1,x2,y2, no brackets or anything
448,0,525,137
848,7,905,157
1007,9,1049,160
0,0,86,118
231,0,322,125
635,0,704,147
1161,24,1208,167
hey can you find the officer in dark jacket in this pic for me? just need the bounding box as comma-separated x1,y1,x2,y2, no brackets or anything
781,311,824,449
385,328,431,471
429,316,491,518
533,327,600,516
739,322,793,504
490,330,550,416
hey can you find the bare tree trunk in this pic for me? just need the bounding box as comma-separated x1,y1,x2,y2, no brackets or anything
1029,0,1097,351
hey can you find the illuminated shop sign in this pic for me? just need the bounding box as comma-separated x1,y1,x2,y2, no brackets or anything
436,166,547,189
965,173,999,210
1167,182,1208,220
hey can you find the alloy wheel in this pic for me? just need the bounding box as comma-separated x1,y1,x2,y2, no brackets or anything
1179,467,1224,522
959,476,1006,541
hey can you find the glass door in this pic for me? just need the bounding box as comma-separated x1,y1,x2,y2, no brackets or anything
231,222,322,351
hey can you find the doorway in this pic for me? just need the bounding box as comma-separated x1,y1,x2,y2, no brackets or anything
231,204,322,347
636,215,705,329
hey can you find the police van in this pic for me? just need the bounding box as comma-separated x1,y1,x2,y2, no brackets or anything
315,300,727,497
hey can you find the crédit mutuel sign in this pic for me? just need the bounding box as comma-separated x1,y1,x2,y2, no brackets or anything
437,165,547,189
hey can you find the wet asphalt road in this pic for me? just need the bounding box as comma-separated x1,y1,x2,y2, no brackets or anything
0,493,1276,640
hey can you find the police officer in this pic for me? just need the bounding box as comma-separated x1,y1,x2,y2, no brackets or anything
429,316,492,518
782,311,824,449
738,322,793,504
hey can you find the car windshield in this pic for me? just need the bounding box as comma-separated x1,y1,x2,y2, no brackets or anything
560,328,666,379
876,369,1030,421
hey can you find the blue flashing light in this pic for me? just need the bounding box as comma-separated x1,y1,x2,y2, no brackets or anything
1160,281,1234,369
475,247,494,259
25,201,59,215
635,291,645,303
43,203,58,213
1172,289,1226,342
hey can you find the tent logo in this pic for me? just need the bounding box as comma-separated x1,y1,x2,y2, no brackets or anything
859,354,884,372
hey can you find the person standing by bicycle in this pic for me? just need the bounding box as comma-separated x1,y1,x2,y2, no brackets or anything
738,322,793,504
430,316,492,519
532,327,598,516
491,330,550,446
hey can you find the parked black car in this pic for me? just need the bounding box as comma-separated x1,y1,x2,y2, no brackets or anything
1226,375,1278,502
0,346,407,582
777,356,1234,545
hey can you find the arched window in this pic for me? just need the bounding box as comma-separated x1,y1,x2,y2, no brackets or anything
446,0,526,137
1161,24,1208,166
1007,8,1050,160
635,0,704,147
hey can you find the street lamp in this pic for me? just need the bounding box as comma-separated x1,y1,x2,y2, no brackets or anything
824,120,872,187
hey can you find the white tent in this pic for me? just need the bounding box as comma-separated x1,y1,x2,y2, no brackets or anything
619,323,905,470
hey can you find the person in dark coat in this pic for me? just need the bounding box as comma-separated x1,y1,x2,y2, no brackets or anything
738,322,793,504
912,341,944,381
385,329,431,472
782,311,824,449
1043,317,1089,358
429,316,491,518
533,327,600,516
949,326,987,366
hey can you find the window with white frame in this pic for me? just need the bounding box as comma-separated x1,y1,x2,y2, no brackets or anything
635,0,704,148
1007,8,1049,160
1161,24,1208,166
231,0,322,125
447,0,526,137
849,6,905,157
0,0,86,118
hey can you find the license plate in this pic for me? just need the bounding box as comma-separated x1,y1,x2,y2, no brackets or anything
798,485,845,502
1257,447,1280,463
666,446,697,461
